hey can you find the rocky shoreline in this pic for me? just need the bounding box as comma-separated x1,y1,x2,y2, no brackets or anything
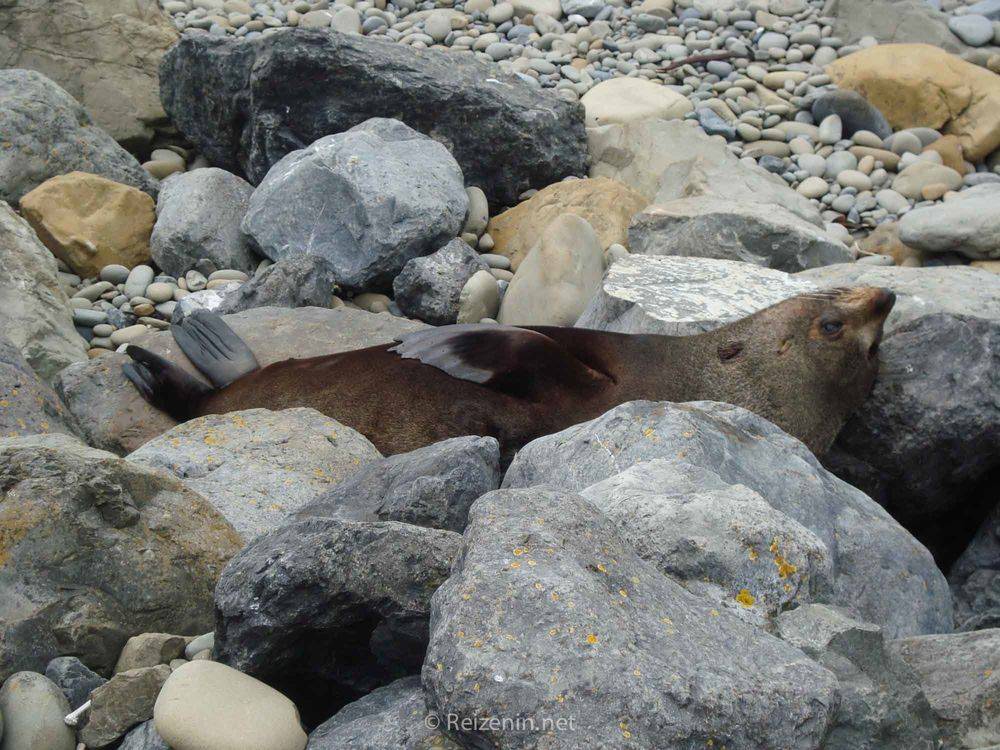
1,0,999,747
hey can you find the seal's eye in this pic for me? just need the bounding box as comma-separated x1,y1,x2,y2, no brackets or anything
820,320,844,336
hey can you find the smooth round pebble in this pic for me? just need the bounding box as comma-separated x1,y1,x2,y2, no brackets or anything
0,672,76,750
145,282,176,303
99,264,131,284
797,176,829,199
837,170,873,191
875,189,909,214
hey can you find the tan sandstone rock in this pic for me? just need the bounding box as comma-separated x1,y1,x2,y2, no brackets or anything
581,77,693,128
487,177,647,270
858,221,926,267
827,44,1000,162
921,134,970,174
19,171,155,278
0,0,179,148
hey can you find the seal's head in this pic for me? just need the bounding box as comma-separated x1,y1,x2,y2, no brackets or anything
713,286,896,454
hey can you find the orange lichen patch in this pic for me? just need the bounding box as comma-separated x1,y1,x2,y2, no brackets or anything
585,633,598,645
231,414,248,428
509,561,521,570
0,501,46,568
709,609,720,617
769,538,798,579
203,430,224,446
619,589,628,598
513,546,527,556
735,589,756,608
748,547,759,561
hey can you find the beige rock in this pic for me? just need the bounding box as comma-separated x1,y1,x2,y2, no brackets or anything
581,77,693,128
858,221,926,267
762,70,809,89
921,183,951,201
115,633,188,674
498,214,605,327
848,146,901,171
456,270,500,323
892,161,963,200
487,177,646,270
638,0,674,18
921,134,969,174
19,172,154,278
972,260,1000,273
827,44,1000,162
0,0,178,149
0,672,75,750
154,661,307,750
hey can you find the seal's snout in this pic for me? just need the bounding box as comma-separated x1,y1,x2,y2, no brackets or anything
870,287,896,318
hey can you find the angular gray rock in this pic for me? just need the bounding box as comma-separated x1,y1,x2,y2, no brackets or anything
0,335,78,438
0,202,86,383
160,30,588,207
392,239,490,325
0,69,156,203
776,605,940,749
503,401,953,638
150,168,257,276
898,184,1000,260
119,720,170,750
127,408,382,540
242,118,468,292
55,306,427,455
0,434,242,681
45,656,106,710
629,198,853,273
215,518,460,723
214,255,339,316
950,502,1000,631
423,486,840,749
0,671,76,750
581,460,833,627
307,677,459,750
296,436,501,533
576,254,817,335
79,665,172,749
889,629,1000,748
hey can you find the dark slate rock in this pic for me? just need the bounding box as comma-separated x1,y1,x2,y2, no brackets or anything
694,107,736,139
0,69,156,204
392,239,490,325
811,90,893,139
159,30,588,207
214,256,339,316
0,335,79,439
776,604,940,749
296,436,501,533
214,518,461,724
502,400,953,639
241,118,468,293
150,168,257,276
307,677,460,750
119,720,170,750
949,502,1000,631
44,656,107,711
423,486,840,748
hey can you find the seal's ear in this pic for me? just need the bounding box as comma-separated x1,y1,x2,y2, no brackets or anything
390,324,612,401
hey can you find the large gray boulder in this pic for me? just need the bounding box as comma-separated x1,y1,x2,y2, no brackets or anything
150,168,257,276
950,503,1000,631
776,605,940,749
159,30,588,207
576,254,816,335
898,184,1000,260
581,460,833,627
0,0,178,149
55,306,427,455
503,401,952,638
889,629,1000,748
296,436,501,533
0,434,242,681
213,255,338,316
588,118,824,225
127,408,382,540
423,486,840,749
215,518,460,724
242,118,468,293
798,264,1000,549
392,239,489,325
0,335,78,438
0,69,156,203
307,677,459,750
0,202,86,383
629,198,853,273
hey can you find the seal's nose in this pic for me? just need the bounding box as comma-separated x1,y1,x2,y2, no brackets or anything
871,288,896,317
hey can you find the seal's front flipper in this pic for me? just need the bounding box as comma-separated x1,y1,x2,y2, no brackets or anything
124,345,213,421
389,324,613,401
172,310,260,388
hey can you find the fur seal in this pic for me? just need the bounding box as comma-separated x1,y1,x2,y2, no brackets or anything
123,286,895,462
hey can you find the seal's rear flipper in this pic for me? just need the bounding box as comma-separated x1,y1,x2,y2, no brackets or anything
172,310,260,388
124,345,213,421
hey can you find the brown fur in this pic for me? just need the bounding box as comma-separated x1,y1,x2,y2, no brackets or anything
189,287,895,462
